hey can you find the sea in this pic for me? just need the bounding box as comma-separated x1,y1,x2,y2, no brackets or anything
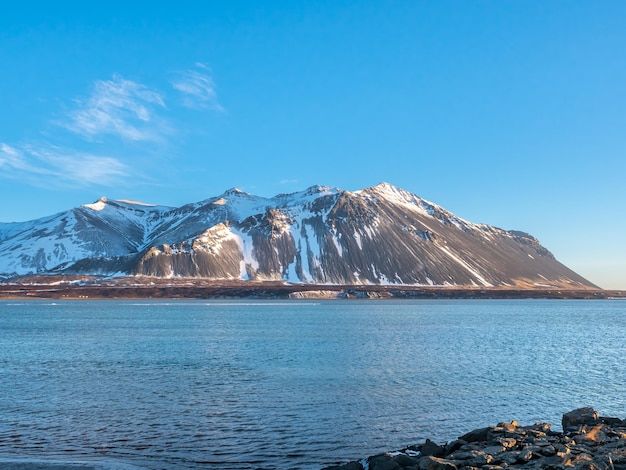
0,299,625,469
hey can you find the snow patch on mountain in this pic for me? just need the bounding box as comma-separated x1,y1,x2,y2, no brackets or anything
84,197,107,211
437,244,492,287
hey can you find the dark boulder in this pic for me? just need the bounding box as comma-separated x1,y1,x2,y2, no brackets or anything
459,426,491,443
443,439,466,455
420,438,445,457
418,456,458,470
367,454,401,470
600,416,625,427
562,407,600,432
393,453,420,467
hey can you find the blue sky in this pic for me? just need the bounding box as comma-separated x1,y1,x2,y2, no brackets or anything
0,1,624,289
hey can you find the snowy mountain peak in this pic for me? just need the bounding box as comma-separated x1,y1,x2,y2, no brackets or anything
369,181,398,192
362,182,424,203
117,199,162,207
82,197,171,214
222,187,251,197
303,184,338,196
271,185,341,208
83,197,109,211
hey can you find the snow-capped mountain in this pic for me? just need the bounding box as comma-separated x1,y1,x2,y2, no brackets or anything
0,183,596,288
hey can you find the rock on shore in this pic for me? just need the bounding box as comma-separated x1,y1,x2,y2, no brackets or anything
323,408,626,470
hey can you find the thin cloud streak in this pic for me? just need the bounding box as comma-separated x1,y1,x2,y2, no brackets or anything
0,143,129,186
0,143,33,173
62,74,167,141
171,65,223,110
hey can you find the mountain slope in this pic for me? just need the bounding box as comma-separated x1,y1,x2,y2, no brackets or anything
0,183,596,288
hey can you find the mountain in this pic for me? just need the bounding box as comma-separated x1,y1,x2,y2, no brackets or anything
0,183,596,288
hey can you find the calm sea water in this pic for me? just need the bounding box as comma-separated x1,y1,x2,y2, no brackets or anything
0,299,625,469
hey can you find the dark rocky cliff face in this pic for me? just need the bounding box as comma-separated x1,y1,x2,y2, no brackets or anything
0,183,597,288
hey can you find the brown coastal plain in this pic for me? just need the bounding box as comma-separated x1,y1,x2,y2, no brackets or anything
0,276,624,300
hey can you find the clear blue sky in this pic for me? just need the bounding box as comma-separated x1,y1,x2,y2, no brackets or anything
1,1,624,289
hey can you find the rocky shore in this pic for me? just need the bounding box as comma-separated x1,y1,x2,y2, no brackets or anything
323,408,626,470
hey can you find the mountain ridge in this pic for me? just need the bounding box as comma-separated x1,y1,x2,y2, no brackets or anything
0,183,597,289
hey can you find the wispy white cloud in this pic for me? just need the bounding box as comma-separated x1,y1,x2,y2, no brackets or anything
0,143,32,172
171,64,223,110
2,64,222,190
62,74,167,141
0,143,129,186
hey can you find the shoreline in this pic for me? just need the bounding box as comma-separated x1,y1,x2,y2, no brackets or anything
324,408,626,470
0,276,624,300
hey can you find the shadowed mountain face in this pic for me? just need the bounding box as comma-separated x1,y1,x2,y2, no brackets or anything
0,183,596,288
